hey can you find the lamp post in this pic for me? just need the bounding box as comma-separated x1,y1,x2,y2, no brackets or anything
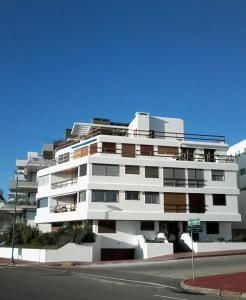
11,170,18,264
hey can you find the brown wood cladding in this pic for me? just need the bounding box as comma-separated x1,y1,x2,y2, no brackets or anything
122,144,135,157
90,143,97,154
102,142,116,153
158,146,178,155
140,145,153,156
73,147,88,159
164,193,186,213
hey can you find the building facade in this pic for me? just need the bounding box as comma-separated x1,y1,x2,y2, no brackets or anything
35,113,240,259
228,139,246,231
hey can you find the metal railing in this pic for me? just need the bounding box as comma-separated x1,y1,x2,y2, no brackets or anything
50,203,76,213
51,178,78,189
85,127,225,143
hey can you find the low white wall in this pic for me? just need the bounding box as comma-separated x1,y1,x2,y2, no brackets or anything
0,247,46,262
136,235,173,259
0,243,96,263
194,242,246,253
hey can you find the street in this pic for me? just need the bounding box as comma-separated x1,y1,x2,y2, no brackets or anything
0,254,246,300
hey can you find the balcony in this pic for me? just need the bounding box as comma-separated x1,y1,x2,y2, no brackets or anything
50,203,76,213
51,178,78,189
9,180,38,190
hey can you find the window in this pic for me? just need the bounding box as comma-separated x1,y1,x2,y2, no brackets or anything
206,222,219,234
73,147,88,159
140,221,155,231
188,169,204,187
212,170,225,181
158,146,178,156
38,175,49,186
125,191,139,200
189,194,205,213
163,168,185,187
92,164,119,176
145,192,159,204
145,166,159,178
181,148,195,161
122,144,135,157
90,143,97,154
79,190,86,202
213,194,226,206
240,168,246,176
102,142,116,153
80,164,87,176
125,165,140,174
58,152,69,164
204,149,215,162
98,220,116,233
140,145,153,156
37,197,48,208
164,193,186,213
92,190,118,202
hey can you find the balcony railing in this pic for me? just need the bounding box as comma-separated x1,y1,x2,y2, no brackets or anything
51,178,78,189
50,203,76,213
9,180,38,190
85,127,225,143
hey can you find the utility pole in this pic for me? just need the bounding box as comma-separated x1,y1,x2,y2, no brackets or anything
11,170,18,264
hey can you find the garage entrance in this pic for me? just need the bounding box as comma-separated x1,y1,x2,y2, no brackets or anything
101,248,135,261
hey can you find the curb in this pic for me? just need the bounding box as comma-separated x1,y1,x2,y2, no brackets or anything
180,280,246,298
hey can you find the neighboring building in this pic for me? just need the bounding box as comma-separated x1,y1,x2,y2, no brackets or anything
35,112,240,260
228,139,246,232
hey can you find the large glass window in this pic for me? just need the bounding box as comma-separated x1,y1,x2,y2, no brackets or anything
188,169,204,187
125,165,140,174
145,166,159,178
211,170,225,181
204,149,215,162
79,190,86,202
80,164,87,176
58,153,69,164
164,168,185,187
92,164,119,176
189,194,205,213
213,194,226,206
98,220,116,233
145,192,159,204
92,190,118,202
140,221,155,231
37,197,48,208
125,191,139,200
38,175,49,186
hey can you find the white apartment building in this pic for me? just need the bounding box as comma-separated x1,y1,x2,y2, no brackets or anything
228,139,246,231
35,112,240,260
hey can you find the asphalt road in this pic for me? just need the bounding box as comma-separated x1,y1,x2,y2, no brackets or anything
1,254,246,300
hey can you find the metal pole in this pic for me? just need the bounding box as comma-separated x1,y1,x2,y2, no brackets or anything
11,170,18,264
191,226,195,283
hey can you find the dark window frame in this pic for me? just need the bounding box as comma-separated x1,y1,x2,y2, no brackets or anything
140,221,155,231
145,166,159,178
206,222,219,234
125,165,140,175
125,191,140,200
98,220,116,233
212,194,226,206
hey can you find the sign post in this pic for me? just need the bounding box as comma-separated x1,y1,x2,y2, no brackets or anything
187,218,201,283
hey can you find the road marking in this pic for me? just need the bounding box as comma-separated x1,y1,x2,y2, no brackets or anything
157,275,186,279
38,267,177,290
154,295,188,300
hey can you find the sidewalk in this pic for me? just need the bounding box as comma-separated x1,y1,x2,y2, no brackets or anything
180,272,246,298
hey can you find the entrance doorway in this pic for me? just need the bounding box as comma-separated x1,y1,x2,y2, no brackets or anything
159,221,180,242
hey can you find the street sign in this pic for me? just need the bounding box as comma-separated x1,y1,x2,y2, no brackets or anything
186,225,202,233
188,218,200,226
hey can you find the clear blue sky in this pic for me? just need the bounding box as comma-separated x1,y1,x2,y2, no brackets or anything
0,0,246,197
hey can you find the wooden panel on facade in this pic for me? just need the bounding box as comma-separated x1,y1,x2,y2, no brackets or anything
164,193,186,213
73,149,82,159
102,142,116,153
90,143,97,154
158,146,178,156
81,146,88,157
122,144,135,157
140,145,153,156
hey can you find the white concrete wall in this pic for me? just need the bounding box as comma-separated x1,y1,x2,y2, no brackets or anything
0,243,96,262
194,242,246,253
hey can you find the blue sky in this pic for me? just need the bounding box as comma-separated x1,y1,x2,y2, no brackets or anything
0,0,246,197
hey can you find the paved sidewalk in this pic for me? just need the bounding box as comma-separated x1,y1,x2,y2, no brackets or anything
180,272,246,298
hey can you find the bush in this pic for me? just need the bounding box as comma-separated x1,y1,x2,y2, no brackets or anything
3,221,96,248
